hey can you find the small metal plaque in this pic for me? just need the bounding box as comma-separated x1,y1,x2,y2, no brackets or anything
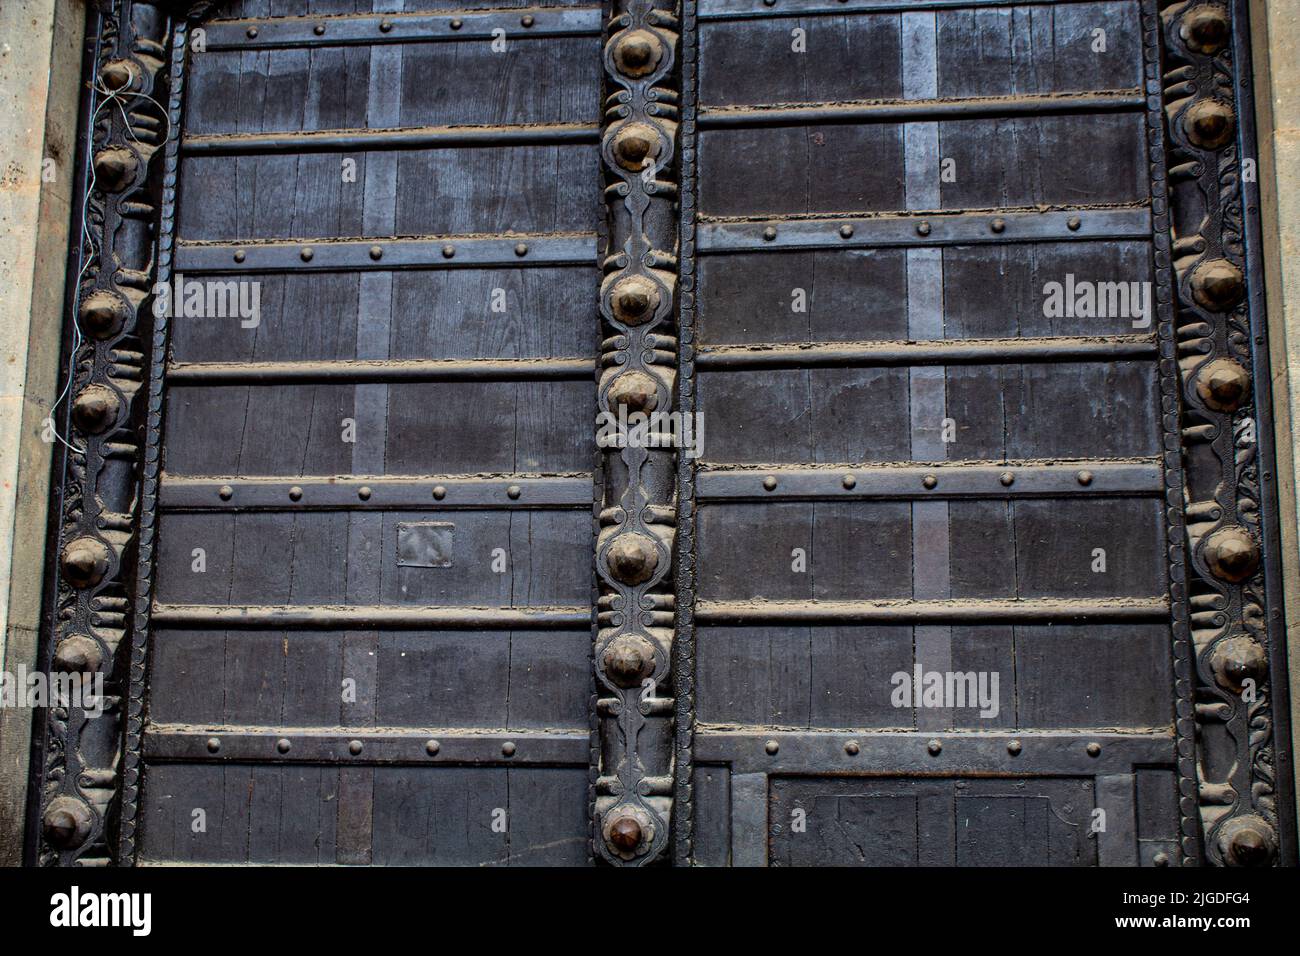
396,522,454,568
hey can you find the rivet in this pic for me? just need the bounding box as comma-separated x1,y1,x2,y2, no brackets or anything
609,275,660,325
1189,258,1245,312
369,245,383,261
1153,851,1170,866
999,471,1014,487
379,18,393,33
763,475,778,491
922,474,938,490
289,486,303,502
603,635,656,688
43,796,94,850
450,19,462,30
207,737,221,754
606,532,659,584
1183,98,1236,151
72,385,120,435
61,537,112,588
613,30,665,78
607,813,643,854
1210,635,1267,693
515,242,528,257
234,249,246,263
762,0,776,6
839,224,854,239
765,739,780,755
844,740,859,756
300,246,314,262
1007,739,1022,755
99,59,137,92
277,738,291,754
358,486,372,501
1181,5,1231,55
93,147,139,192
426,739,440,755
1203,526,1260,582
432,485,447,500
502,741,517,757
1076,470,1094,486
521,15,535,27
246,26,259,39
927,739,942,755
442,244,455,259
916,221,931,236
990,218,1006,234
1087,742,1101,757
52,635,103,675
218,484,234,501
762,226,777,241
507,485,522,500
842,473,856,489
1194,357,1251,412
1067,216,1082,231
79,290,129,339
349,740,363,755
314,23,325,35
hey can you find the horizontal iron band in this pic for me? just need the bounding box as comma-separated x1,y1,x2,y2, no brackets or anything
201,9,602,49
694,597,1169,626
143,726,590,765
166,356,595,386
700,91,1144,129
184,122,600,156
696,336,1157,370
700,0,1107,20
174,234,597,273
160,475,594,510
698,206,1151,252
697,461,1162,500
695,730,1175,775
151,604,591,630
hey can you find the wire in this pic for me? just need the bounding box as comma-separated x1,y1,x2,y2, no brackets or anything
53,75,175,455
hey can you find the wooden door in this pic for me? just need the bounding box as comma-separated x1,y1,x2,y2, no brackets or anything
30,0,1294,867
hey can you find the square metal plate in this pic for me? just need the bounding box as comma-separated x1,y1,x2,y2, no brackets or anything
396,521,454,568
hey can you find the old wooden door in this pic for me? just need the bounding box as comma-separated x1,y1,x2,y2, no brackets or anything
32,0,1295,867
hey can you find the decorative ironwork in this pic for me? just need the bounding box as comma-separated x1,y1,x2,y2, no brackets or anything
31,0,193,865
1156,0,1293,865
592,0,683,866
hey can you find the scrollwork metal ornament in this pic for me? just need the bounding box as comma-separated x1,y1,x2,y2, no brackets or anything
32,0,198,865
592,0,682,866
1156,0,1294,865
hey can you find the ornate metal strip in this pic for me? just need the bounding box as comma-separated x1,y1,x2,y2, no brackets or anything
31,0,196,866
1155,0,1294,865
696,731,1176,776
672,0,698,868
698,207,1151,251
591,0,683,866
199,9,603,50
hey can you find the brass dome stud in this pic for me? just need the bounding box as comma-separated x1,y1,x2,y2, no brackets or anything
611,122,661,171
1217,814,1277,867
1203,526,1260,583
607,370,660,413
606,532,660,585
43,796,94,850
1181,5,1231,55
1189,258,1245,312
52,634,103,675
61,537,111,589
609,275,661,326
93,147,138,192
612,29,664,78
79,290,129,340
602,634,656,688
71,385,120,435
1193,357,1251,412
1210,635,1268,693
1183,99,1236,150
